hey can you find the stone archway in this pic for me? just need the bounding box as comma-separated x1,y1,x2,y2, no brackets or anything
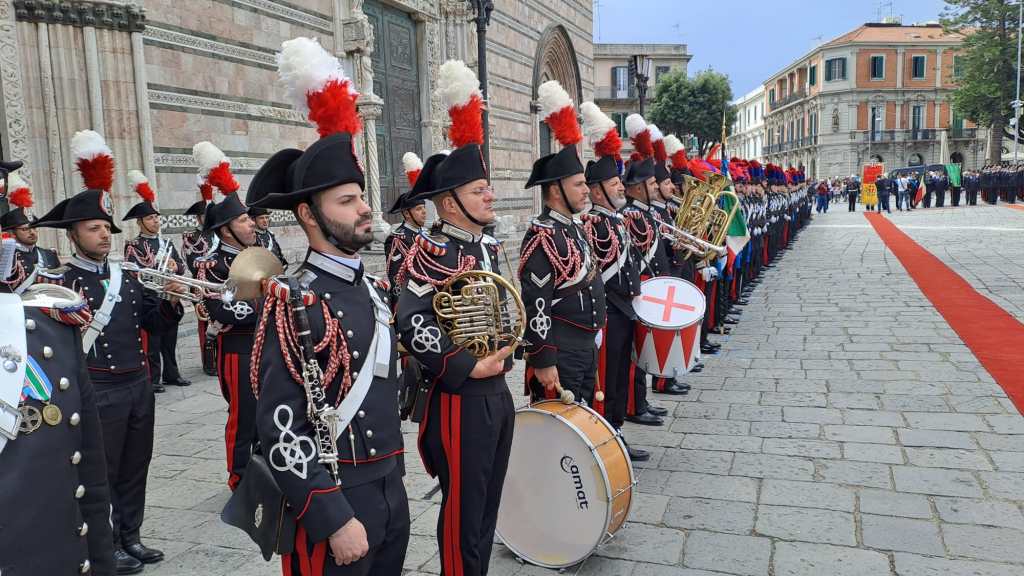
532,24,582,158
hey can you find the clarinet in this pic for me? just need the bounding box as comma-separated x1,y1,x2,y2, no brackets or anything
285,277,342,485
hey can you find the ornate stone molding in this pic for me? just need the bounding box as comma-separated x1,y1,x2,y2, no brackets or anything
230,0,331,34
143,24,276,69
148,88,307,125
0,0,32,183
153,152,269,173
13,0,145,32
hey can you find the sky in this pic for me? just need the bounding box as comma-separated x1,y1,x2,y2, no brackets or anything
594,0,949,98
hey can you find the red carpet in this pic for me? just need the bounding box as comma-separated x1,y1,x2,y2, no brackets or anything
1006,204,1024,212
865,212,1024,414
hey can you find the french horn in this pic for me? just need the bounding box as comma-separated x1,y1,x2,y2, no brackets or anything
432,270,526,359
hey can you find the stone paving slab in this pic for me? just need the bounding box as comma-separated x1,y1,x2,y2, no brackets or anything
142,205,1024,575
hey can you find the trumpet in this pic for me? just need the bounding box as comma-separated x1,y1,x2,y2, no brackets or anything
122,261,237,304
652,216,727,259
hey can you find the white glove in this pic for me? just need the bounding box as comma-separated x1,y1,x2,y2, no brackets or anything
595,330,604,349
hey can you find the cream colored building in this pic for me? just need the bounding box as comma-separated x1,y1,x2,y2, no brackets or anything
592,43,690,154
760,22,987,179
726,85,765,162
0,0,594,264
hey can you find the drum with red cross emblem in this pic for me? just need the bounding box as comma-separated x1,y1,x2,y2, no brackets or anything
632,277,706,378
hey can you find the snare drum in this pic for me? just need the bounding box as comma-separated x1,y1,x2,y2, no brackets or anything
632,276,706,378
496,401,635,568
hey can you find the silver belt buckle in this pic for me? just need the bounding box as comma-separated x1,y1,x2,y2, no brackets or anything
0,398,22,441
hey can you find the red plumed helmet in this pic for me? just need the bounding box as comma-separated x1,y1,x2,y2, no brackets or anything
581,102,622,161
193,141,239,196
6,172,31,208
436,60,484,148
278,37,362,138
403,152,423,187
128,170,156,203
538,80,582,148
625,114,653,159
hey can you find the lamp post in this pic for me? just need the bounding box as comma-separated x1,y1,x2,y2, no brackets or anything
1013,0,1022,162
467,0,494,171
631,54,652,116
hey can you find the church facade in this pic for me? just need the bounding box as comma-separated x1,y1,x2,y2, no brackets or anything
0,0,594,262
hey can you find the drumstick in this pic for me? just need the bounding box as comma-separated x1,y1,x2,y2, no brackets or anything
554,383,575,404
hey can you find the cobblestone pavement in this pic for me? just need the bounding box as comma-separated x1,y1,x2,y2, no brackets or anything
143,204,1024,576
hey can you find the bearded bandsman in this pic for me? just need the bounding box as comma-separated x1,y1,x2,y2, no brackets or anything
193,141,260,491
244,37,410,575
578,101,650,461
248,206,288,267
519,80,607,404
395,59,515,576
1,172,59,294
0,242,116,576
382,152,427,307
122,170,190,394
33,130,181,573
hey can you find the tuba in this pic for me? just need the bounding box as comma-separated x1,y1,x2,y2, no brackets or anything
699,189,741,267
432,270,526,358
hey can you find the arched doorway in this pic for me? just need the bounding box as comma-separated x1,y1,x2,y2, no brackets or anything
532,25,582,158
909,153,924,166
869,154,884,164
950,151,964,164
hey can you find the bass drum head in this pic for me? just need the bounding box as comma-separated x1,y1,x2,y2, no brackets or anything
496,408,610,568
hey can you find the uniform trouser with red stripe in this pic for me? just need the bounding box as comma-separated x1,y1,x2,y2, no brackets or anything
218,345,257,491
282,466,410,576
527,347,597,404
422,390,514,576
600,307,634,428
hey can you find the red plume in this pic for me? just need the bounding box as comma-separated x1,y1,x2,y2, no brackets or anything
136,182,156,203
9,187,32,209
631,131,653,159
653,139,668,163
208,162,240,195
449,95,485,148
547,106,582,147
76,155,114,192
595,129,622,159
630,151,643,163
200,182,214,202
306,79,362,138
705,143,721,162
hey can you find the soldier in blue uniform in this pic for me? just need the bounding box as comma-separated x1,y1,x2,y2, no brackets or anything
122,171,189,393
34,178,181,574
245,42,410,570
0,249,117,576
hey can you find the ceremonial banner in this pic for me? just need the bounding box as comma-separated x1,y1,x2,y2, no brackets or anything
945,163,962,188
861,163,883,205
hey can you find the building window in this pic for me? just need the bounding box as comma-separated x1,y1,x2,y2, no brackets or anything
912,55,926,79
825,58,847,81
769,88,776,103
911,105,924,132
809,65,817,86
832,108,840,132
655,65,671,83
611,112,627,138
612,66,629,98
953,55,964,79
870,55,885,80
870,106,883,138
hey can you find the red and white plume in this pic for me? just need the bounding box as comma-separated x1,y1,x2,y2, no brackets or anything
71,130,114,192
581,101,621,160
193,141,239,196
649,124,667,164
196,175,214,202
403,152,423,187
625,113,653,162
5,172,31,210
538,80,582,147
128,170,156,204
664,134,688,170
436,60,484,148
278,37,361,138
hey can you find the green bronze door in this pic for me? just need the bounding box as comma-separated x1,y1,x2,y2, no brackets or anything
363,0,422,222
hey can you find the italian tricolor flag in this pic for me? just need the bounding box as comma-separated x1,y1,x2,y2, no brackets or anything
722,192,749,273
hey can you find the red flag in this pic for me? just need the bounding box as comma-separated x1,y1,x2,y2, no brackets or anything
913,178,926,206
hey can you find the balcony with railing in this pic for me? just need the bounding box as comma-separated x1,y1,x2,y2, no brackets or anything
950,127,978,139
594,86,638,101
768,89,808,112
906,129,936,141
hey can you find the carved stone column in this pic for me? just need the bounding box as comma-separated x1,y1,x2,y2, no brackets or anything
0,0,31,184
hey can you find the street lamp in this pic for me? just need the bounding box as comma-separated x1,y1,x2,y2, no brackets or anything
630,54,652,116
467,0,493,171
1014,0,1023,162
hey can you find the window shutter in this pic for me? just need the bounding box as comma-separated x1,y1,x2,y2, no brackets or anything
840,58,847,80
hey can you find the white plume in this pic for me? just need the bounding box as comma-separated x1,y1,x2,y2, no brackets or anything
664,134,685,156
70,129,111,161
127,169,148,188
648,123,664,142
277,36,354,115
581,101,616,145
625,113,648,138
402,152,423,173
6,172,28,191
436,60,481,109
537,80,573,121
192,141,229,175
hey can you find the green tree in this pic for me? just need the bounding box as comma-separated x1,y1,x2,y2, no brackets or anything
648,69,737,156
942,0,1020,163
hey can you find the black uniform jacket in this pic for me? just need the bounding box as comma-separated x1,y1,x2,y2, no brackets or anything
181,228,212,277
60,256,180,382
383,222,419,303
518,208,607,368
198,244,261,354
0,244,59,292
255,229,288,267
0,307,116,576
583,205,641,318
395,221,513,396
253,250,403,545
624,198,673,277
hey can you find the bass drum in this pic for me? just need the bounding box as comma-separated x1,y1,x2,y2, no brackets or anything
496,401,635,568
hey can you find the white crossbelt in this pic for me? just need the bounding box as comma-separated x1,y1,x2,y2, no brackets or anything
82,260,123,352
333,276,392,435
0,293,27,454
